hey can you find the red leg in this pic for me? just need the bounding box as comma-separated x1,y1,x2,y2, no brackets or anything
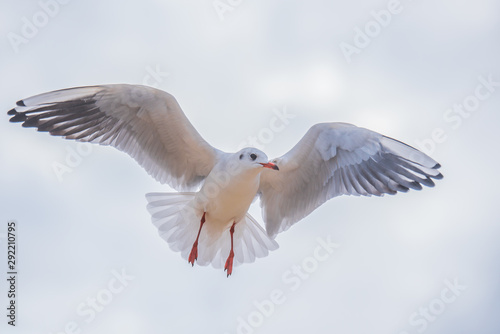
224,222,236,277
188,212,206,266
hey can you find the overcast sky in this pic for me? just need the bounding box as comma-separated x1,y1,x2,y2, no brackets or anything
1,0,500,333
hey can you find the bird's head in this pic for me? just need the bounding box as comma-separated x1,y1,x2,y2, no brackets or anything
236,148,279,171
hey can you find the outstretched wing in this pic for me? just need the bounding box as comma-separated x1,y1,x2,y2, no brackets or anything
259,122,443,237
8,84,222,190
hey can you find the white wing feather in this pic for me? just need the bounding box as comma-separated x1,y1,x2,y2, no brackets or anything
9,85,222,190
259,122,443,237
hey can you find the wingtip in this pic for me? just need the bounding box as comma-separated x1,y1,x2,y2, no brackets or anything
22,117,39,128
7,108,17,115
433,173,444,180
396,185,409,193
411,181,423,191
9,113,26,123
433,163,442,169
16,100,26,107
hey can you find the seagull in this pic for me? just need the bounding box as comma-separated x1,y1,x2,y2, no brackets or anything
8,84,443,276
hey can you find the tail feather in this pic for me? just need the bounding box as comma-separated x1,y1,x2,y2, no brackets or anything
147,192,196,254
146,192,278,270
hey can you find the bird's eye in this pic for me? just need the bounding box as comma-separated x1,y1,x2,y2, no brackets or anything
250,153,257,161
239,154,244,160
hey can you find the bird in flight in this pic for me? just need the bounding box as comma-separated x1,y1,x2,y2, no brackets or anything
8,84,442,276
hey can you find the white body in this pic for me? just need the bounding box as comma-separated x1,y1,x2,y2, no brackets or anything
197,156,262,235
146,149,280,268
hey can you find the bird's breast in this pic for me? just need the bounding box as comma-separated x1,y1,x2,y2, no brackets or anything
196,168,261,231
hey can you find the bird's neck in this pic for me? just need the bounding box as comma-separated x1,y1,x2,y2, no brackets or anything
200,164,262,200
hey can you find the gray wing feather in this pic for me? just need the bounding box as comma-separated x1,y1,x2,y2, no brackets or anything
259,123,442,237
9,84,222,190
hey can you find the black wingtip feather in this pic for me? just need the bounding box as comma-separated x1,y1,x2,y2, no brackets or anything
433,173,444,180
9,113,27,123
410,181,423,191
421,178,435,187
396,185,409,192
16,100,26,107
433,163,441,169
22,119,39,127
7,108,17,115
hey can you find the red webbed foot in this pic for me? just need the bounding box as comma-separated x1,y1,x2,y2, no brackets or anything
188,212,206,267
224,222,236,277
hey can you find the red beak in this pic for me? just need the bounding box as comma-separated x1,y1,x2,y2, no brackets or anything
260,162,279,171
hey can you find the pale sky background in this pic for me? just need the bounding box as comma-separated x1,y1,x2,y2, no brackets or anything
1,0,500,333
